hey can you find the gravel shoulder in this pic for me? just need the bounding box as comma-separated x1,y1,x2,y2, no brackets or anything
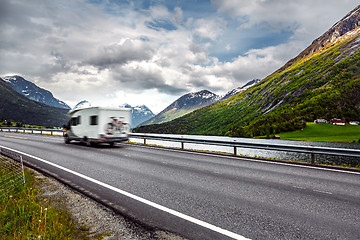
30,167,187,240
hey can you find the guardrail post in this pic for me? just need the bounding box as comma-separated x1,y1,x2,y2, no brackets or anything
51,131,53,136
311,153,316,165
144,138,146,145
181,142,184,150
234,146,237,156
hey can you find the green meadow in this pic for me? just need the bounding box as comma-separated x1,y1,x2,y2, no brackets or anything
277,122,360,143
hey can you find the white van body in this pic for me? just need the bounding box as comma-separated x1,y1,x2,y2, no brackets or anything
64,107,131,146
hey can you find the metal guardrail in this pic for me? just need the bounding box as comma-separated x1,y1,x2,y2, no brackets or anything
1,128,360,165
0,127,64,136
130,133,360,165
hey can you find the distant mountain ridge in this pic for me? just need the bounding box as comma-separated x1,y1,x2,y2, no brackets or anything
280,5,360,72
119,103,155,128
3,75,71,109
141,79,261,126
140,90,219,126
0,77,68,126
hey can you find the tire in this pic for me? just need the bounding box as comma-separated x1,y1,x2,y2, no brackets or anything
64,135,71,144
85,138,93,147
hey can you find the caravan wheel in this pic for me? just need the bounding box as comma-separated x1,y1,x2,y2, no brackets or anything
84,137,93,147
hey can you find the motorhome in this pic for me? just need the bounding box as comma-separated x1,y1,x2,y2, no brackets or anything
64,107,131,146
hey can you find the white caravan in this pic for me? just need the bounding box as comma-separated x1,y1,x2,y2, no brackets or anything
64,107,131,146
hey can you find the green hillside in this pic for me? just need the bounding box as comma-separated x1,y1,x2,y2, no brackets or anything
0,78,69,127
135,32,360,137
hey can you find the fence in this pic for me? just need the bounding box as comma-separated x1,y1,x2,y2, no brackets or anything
130,133,360,167
0,127,64,136
0,148,26,198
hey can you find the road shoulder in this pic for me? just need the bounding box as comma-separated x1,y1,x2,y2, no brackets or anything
31,167,187,240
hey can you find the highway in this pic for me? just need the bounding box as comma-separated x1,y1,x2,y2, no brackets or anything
1,132,360,239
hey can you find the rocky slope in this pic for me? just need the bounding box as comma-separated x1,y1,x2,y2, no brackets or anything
280,5,360,72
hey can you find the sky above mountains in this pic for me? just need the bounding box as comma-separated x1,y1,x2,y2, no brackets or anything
1,0,359,113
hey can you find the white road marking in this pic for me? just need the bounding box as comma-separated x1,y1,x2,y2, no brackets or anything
292,186,307,190
292,185,333,195
3,135,28,140
0,145,249,240
313,189,333,195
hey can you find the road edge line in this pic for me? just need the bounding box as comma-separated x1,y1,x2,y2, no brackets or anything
0,145,249,240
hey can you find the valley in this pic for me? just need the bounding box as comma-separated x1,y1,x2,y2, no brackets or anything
135,7,360,138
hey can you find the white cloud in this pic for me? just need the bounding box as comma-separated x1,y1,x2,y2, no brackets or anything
86,38,154,68
192,17,227,40
211,0,359,41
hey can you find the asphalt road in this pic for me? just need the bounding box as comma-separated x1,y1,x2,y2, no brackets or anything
1,132,360,240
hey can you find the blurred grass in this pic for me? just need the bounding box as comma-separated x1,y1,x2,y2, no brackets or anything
0,157,105,239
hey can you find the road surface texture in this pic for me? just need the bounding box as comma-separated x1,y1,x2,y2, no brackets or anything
0,132,359,239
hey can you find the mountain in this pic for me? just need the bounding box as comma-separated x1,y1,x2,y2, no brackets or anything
220,79,262,100
141,80,262,126
119,104,155,128
0,78,69,127
135,5,360,137
140,90,219,126
3,75,71,109
279,5,360,72
73,100,92,110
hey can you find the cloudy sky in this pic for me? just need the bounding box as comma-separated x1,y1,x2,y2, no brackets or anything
1,0,359,113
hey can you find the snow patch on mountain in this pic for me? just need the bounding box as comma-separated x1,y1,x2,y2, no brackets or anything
3,75,71,109
119,103,155,128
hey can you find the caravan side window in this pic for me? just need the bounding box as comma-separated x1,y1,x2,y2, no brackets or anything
90,115,98,125
71,116,81,126
70,117,77,126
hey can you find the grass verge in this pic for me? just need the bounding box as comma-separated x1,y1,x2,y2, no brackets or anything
273,122,360,143
0,157,104,240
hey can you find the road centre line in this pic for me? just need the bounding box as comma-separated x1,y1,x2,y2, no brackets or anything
3,135,28,140
0,145,249,240
131,142,360,175
291,185,333,195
